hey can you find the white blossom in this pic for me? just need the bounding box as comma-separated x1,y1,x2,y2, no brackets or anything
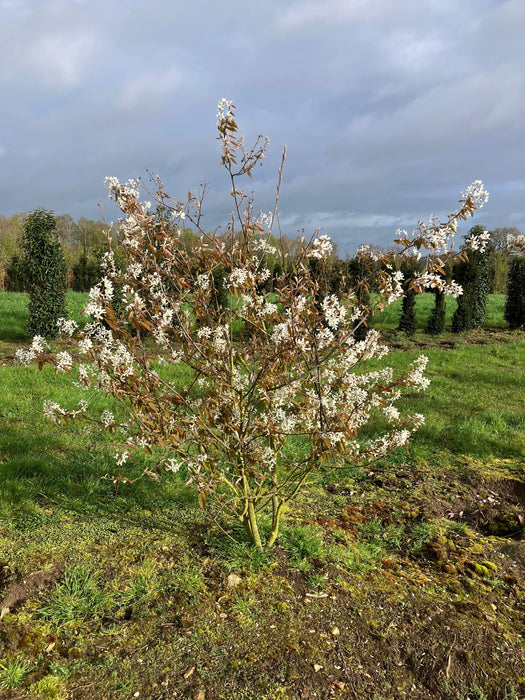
101,410,114,427
216,97,234,126
322,294,346,330
271,322,290,345
55,351,73,372
461,180,489,208
115,451,130,466
465,229,490,252
166,458,182,473
15,335,47,364
56,318,78,337
197,326,213,340
308,234,333,259
43,400,65,422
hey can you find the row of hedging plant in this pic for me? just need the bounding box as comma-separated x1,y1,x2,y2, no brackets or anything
395,225,497,337
18,100,491,549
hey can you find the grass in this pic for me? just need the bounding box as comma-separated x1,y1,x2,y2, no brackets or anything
371,292,508,331
1,292,525,698
0,291,89,340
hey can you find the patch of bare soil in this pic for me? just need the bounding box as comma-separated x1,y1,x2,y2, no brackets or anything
0,562,64,620
452,478,525,539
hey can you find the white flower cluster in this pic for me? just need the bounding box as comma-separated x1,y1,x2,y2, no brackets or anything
271,322,291,346
101,410,114,428
253,237,277,255
412,272,463,298
461,180,489,208
384,269,404,305
197,325,229,353
406,355,430,392
322,294,346,331
356,243,380,262
105,176,141,210
368,429,412,459
165,458,182,473
216,98,235,126
43,399,87,423
55,351,73,372
115,451,130,466
197,273,210,290
84,280,113,320
15,335,47,365
43,400,66,422
128,262,143,279
56,318,78,337
308,234,333,259
257,211,275,233
507,233,525,251
228,267,253,289
465,229,490,252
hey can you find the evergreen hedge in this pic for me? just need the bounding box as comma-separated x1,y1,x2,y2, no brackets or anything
22,209,67,339
452,226,491,333
426,288,446,335
504,256,525,329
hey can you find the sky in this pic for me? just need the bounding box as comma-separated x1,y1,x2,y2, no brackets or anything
1,0,524,255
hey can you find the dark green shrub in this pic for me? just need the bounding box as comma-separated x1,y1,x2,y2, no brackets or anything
398,287,417,336
397,260,420,337
504,256,525,329
452,226,491,333
347,256,372,341
211,264,230,313
71,255,101,292
426,288,446,335
22,209,67,338
5,255,29,292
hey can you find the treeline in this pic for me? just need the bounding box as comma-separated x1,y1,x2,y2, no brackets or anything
1,211,524,334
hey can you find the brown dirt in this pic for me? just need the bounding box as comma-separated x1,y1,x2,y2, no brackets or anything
0,562,64,619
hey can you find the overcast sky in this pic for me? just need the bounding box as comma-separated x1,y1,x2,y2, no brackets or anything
1,0,523,254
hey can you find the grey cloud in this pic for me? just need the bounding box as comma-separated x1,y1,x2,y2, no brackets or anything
0,0,523,255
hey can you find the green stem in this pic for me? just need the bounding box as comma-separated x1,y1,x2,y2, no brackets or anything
266,495,284,548
243,500,263,550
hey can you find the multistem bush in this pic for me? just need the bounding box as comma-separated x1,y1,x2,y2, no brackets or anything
19,101,490,549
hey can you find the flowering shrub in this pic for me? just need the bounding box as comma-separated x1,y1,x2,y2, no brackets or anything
18,101,490,549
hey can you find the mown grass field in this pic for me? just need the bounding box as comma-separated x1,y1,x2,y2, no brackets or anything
0,292,524,700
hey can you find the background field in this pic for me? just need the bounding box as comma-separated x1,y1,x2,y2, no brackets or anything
0,292,524,699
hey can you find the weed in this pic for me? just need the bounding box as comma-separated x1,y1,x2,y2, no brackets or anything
28,675,66,700
408,521,435,552
329,540,383,574
461,683,488,700
38,565,109,624
0,658,32,689
163,560,206,600
443,519,473,536
307,572,326,590
280,524,327,565
231,591,257,616
210,533,273,572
